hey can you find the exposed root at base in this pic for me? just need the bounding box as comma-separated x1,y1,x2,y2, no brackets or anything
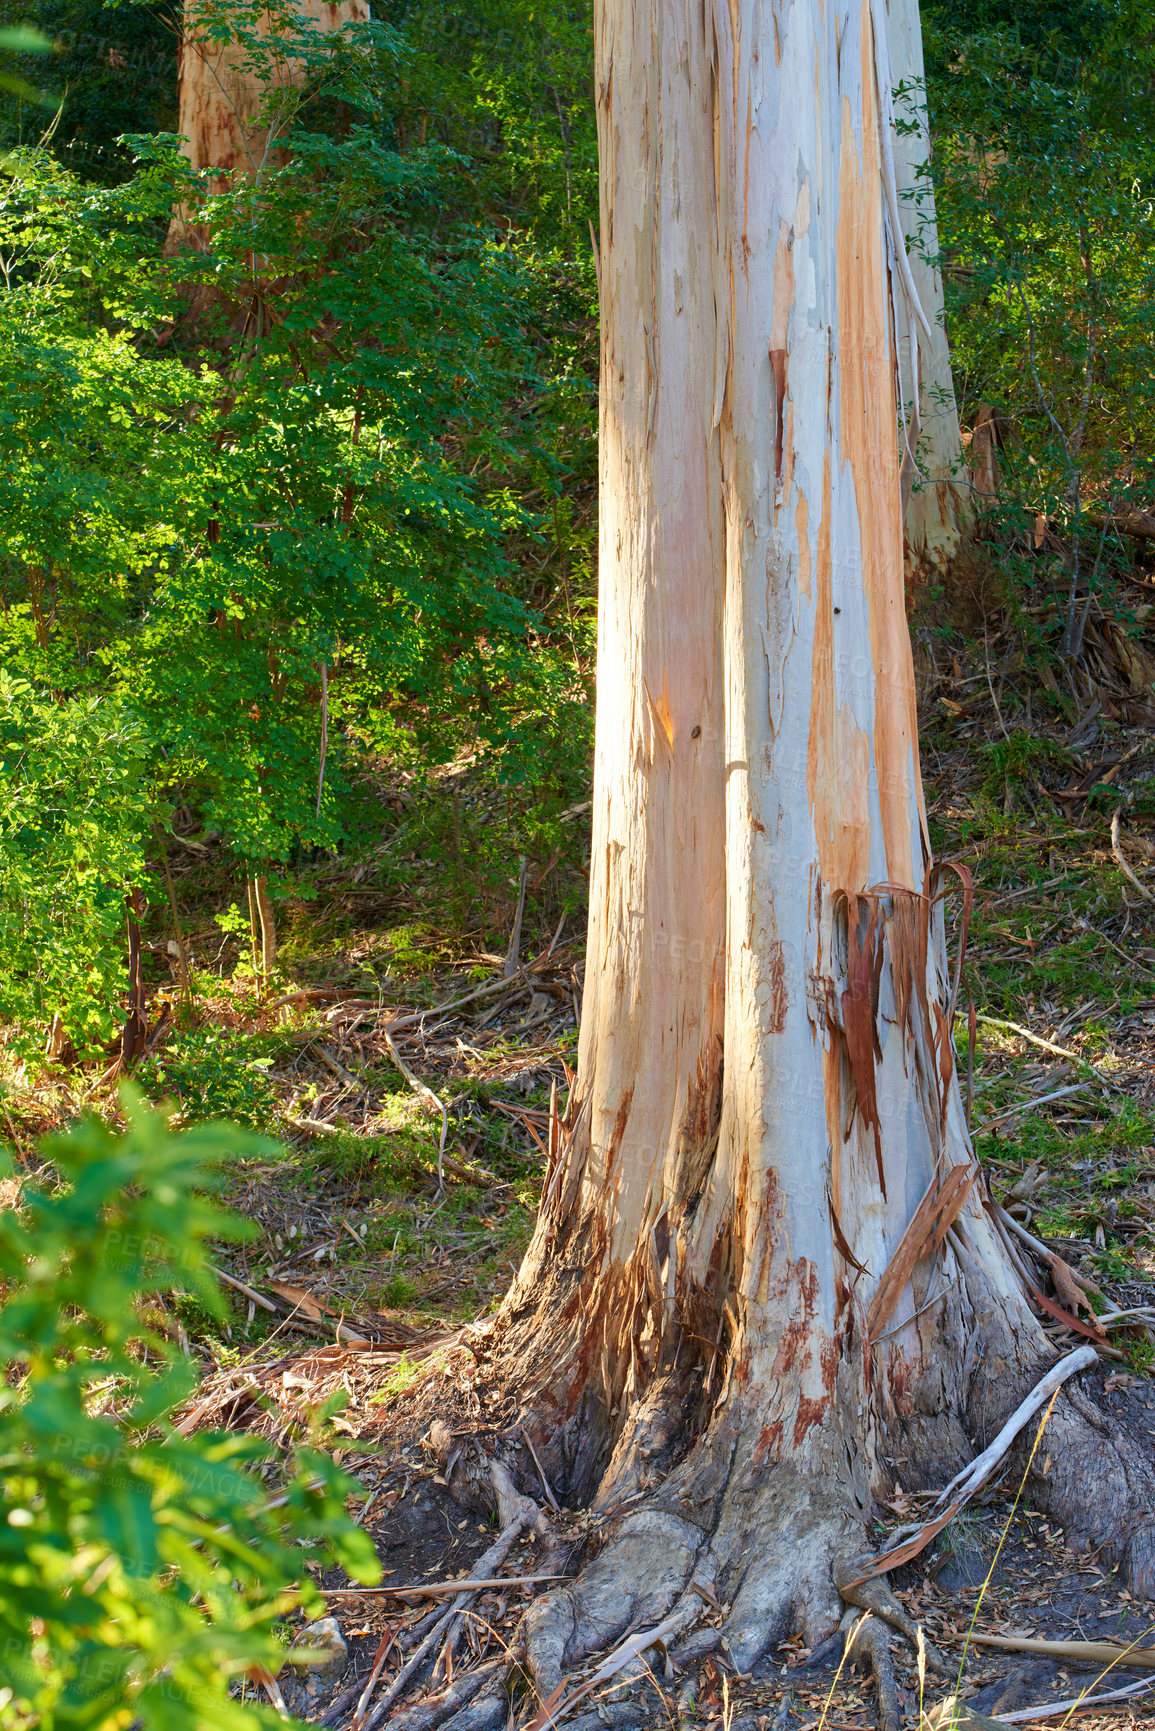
842,1611,900,1731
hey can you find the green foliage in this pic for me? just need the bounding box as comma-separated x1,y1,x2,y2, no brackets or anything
0,1091,381,1727
0,2,173,178
136,1031,279,1130
0,0,599,1058
0,676,153,1057
976,731,1070,802
922,1,1155,653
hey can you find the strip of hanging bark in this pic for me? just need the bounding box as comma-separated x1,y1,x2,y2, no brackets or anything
1025,1281,1125,1356
840,894,886,1193
830,1198,870,1276
865,1162,976,1344
966,1633,1155,1670
932,861,974,1027
843,1347,1097,1589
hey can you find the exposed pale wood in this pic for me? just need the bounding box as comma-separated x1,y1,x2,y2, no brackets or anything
967,1634,1155,1671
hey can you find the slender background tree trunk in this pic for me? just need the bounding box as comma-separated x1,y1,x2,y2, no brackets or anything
886,0,970,582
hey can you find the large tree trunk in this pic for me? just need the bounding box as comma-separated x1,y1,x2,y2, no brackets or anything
170,0,368,246
886,0,970,583
488,0,1154,1697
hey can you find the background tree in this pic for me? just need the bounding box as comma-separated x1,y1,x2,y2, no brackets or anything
888,0,970,582
486,0,1155,1698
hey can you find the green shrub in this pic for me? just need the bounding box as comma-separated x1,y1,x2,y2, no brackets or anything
0,1092,380,1728
0,676,154,1060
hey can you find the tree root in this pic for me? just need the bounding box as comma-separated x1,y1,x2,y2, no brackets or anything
835,1563,952,1678
842,1612,900,1731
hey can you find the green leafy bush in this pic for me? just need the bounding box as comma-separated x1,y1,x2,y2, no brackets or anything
0,676,154,1060
0,1093,380,1727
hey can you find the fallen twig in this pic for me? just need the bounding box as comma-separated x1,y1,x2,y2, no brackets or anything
999,1676,1155,1723
384,970,529,1037
1111,808,1154,900
521,1422,561,1512
973,1081,1090,1135
387,1573,567,1600
287,1114,345,1140
973,1014,1108,1082
842,1346,1096,1588
966,1632,1155,1670
209,1263,278,1313
383,1030,449,1189
358,1518,530,1731
934,1345,1097,1507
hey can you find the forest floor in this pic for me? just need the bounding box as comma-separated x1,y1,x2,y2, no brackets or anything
6,618,1155,1729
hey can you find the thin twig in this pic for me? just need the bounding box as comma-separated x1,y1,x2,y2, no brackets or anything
973,1081,1090,1135
385,1572,567,1600
1111,808,1153,900
382,1031,449,1190
358,1522,528,1731
520,1423,561,1512
973,1014,1108,1082
209,1262,278,1313
999,1677,1155,1723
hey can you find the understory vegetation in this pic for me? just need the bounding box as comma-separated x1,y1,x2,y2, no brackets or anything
1,0,1154,1725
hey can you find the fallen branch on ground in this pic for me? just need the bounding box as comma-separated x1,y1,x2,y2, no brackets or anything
966,1633,1155,1669
999,1676,1155,1723
842,1346,1097,1588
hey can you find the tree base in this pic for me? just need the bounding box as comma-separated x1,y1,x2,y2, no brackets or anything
484,1362,1148,1731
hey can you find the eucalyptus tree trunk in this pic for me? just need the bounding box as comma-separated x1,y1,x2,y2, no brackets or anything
493,0,1154,1688
886,0,970,581
170,0,368,244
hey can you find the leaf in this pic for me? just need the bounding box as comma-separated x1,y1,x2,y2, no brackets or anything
269,1281,326,1320
95,1480,158,1573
